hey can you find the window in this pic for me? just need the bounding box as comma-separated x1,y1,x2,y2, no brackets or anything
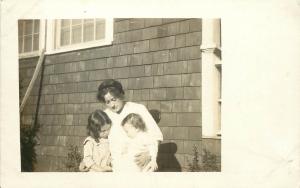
18,20,41,57
48,18,113,53
55,19,106,47
18,18,113,58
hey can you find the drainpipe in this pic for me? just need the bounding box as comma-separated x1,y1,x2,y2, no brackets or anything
20,20,47,114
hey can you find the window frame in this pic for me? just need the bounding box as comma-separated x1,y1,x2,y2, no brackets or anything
18,20,46,59
18,18,114,59
45,18,113,55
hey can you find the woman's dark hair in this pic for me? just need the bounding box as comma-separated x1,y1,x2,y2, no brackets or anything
97,79,125,103
121,113,147,132
87,110,112,142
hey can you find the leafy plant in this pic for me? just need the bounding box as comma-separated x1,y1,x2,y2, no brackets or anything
188,145,220,172
20,122,39,172
64,145,82,172
188,145,201,172
201,149,220,171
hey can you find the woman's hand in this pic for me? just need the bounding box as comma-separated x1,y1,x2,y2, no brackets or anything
79,162,89,172
103,165,112,172
142,160,158,172
135,151,151,168
91,164,112,172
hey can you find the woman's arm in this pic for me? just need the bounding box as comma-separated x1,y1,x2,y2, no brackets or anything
139,136,159,171
135,151,151,168
138,104,163,141
134,104,163,168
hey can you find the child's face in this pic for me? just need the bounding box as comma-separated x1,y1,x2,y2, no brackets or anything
99,124,111,139
123,123,138,138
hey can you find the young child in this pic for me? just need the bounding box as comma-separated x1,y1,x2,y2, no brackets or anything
120,113,158,172
79,110,112,172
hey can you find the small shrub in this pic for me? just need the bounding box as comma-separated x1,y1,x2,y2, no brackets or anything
20,123,39,172
188,145,220,172
188,145,201,172
64,145,82,172
201,149,220,172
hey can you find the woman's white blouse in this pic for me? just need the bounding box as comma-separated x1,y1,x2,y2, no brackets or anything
105,102,163,171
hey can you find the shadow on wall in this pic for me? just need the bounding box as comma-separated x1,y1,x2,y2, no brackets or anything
148,109,161,124
149,109,181,172
157,143,182,172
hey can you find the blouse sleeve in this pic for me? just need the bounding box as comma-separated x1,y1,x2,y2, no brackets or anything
83,140,95,168
139,104,163,142
147,137,159,160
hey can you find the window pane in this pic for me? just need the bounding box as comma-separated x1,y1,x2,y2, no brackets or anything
96,18,105,23
24,35,32,52
34,20,40,33
72,19,81,25
61,28,70,46
33,34,39,51
25,20,33,35
19,20,40,54
84,19,94,24
61,19,70,27
55,18,109,49
83,22,94,42
96,21,105,40
19,37,23,53
18,21,23,36
72,25,82,44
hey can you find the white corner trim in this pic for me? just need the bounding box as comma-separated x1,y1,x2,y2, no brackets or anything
200,42,218,50
202,135,221,140
201,19,222,138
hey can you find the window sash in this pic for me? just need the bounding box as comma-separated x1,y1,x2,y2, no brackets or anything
56,19,107,49
19,18,113,58
18,20,40,55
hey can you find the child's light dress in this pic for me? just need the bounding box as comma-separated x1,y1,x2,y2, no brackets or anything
82,136,111,172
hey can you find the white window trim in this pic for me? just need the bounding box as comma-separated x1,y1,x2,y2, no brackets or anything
18,20,46,59
45,18,113,55
201,19,222,139
19,18,114,58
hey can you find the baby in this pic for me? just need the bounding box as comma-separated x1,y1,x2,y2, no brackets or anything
79,110,112,172
121,113,158,172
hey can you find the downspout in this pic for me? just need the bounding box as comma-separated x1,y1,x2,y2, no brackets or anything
33,20,47,131
20,19,47,113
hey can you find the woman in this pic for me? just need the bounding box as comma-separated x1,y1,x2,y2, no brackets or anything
97,79,163,172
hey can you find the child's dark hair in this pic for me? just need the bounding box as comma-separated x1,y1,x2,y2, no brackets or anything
121,113,147,132
87,110,111,142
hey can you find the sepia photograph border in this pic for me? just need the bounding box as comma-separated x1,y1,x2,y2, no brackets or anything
1,0,300,188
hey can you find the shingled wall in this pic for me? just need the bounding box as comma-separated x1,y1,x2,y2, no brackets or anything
19,18,220,171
